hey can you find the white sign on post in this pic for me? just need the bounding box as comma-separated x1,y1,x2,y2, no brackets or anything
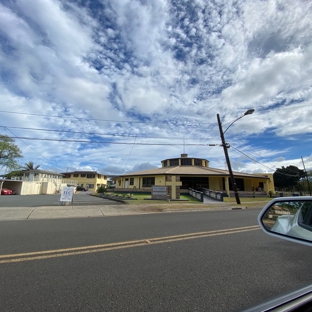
152,186,168,200
60,186,75,202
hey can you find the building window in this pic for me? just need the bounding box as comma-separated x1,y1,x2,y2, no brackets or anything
194,159,201,166
118,180,121,186
98,175,101,178
142,177,155,187
87,184,94,189
81,174,86,177
181,159,192,166
87,174,95,178
180,177,209,190
64,174,71,178
170,159,179,166
164,160,168,167
130,178,134,185
73,174,79,177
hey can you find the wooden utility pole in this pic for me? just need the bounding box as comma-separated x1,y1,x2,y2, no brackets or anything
301,156,311,196
217,114,241,204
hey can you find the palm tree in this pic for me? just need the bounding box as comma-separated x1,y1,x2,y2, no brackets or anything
23,161,41,170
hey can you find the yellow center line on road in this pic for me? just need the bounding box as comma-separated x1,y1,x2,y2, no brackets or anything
0,225,260,264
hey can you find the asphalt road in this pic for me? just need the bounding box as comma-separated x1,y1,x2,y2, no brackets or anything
0,209,312,311
0,193,124,207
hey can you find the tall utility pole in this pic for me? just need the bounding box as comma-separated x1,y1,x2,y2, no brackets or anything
301,156,312,196
217,109,255,205
217,114,241,204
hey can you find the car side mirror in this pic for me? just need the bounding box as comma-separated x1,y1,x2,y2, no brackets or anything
258,197,312,246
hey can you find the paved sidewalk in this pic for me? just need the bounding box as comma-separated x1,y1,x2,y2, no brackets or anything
0,201,267,221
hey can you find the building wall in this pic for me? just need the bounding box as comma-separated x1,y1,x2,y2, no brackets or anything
5,170,108,195
248,174,274,192
116,175,166,189
21,181,42,195
209,177,223,191
20,181,69,195
65,173,107,191
115,173,275,198
209,176,274,194
244,179,254,192
256,173,275,192
6,173,74,195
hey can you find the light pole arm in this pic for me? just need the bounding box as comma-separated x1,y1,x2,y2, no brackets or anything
223,116,244,134
217,114,241,205
223,109,255,134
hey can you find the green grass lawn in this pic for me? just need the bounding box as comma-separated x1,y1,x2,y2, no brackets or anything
180,194,202,202
101,192,202,204
223,197,271,203
96,191,271,206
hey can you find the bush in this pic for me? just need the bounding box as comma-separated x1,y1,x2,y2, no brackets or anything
97,186,106,193
268,190,274,198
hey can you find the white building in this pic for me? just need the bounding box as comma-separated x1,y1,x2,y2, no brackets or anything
0,169,77,195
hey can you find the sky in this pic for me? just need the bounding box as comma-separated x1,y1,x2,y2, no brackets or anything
0,0,312,176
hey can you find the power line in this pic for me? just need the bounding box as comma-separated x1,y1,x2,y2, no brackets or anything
6,136,214,146
124,136,137,173
4,128,49,162
4,134,306,177
0,110,214,126
226,129,287,172
0,110,146,124
212,137,308,177
2,128,66,172
226,126,309,176
230,145,276,172
230,145,304,177
0,125,217,140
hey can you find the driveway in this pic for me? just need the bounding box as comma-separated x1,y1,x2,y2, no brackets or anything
0,193,124,207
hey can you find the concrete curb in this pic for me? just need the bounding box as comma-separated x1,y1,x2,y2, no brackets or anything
94,194,128,204
0,203,262,221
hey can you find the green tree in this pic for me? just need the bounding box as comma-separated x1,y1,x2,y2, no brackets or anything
273,165,305,190
97,186,106,193
301,170,312,194
23,161,41,170
0,135,22,172
4,170,22,179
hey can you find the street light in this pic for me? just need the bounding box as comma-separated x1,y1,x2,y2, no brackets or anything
217,109,255,204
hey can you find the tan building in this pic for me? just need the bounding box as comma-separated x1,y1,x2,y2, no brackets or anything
1,169,76,195
62,171,107,192
114,154,275,200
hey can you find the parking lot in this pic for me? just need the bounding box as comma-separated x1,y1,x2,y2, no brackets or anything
0,193,124,207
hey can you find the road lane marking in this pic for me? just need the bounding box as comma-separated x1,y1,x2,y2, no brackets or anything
0,225,259,264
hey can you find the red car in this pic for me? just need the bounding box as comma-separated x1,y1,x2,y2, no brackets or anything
1,188,16,195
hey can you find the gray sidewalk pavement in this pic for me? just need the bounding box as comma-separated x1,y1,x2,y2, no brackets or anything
0,201,258,221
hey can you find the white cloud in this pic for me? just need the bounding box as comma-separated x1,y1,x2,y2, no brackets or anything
15,0,95,62
128,162,158,173
1,0,312,175
222,48,311,107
